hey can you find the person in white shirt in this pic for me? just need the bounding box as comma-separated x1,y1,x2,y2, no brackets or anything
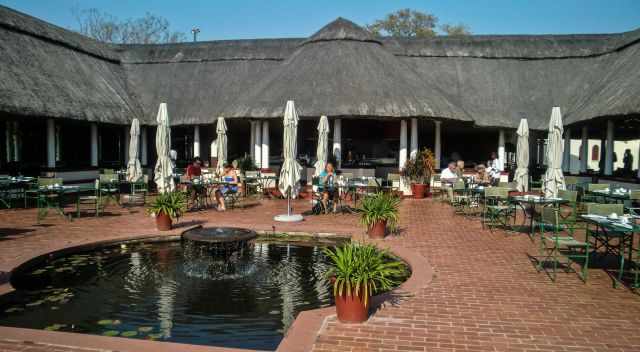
441,161,458,200
487,152,503,183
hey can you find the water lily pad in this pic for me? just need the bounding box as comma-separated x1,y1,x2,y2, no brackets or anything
121,331,138,337
4,307,24,313
44,323,66,331
147,333,163,340
51,306,59,310
102,330,120,336
97,319,114,325
26,300,44,307
137,326,153,332
31,269,47,275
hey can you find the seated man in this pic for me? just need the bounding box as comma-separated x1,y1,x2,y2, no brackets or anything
185,158,202,179
441,161,459,200
475,164,491,186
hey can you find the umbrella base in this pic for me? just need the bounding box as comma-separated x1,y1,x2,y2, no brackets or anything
274,214,304,222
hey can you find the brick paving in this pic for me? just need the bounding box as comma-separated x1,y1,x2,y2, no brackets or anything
1,199,640,351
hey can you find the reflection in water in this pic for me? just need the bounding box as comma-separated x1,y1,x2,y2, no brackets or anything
0,241,334,351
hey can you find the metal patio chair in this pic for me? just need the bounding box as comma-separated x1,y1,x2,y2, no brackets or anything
536,207,589,282
482,187,515,231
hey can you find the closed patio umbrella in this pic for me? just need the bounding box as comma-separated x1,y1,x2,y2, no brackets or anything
275,100,303,222
543,107,565,198
215,116,227,175
126,118,143,183
313,115,330,176
514,118,529,192
154,103,175,194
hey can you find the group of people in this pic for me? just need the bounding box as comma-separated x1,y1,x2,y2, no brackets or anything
440,152,504,199
183,157,239,212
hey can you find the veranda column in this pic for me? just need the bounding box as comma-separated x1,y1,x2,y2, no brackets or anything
580,126,588,173
90,123,98,167
434,120,441,169
498,129,505,171
563,128,571,173
261,120,270,170
5,121,12,163
11,121,19,162
333,118,342,168
254,120,262,169
410,118,418,159
399,120,408,169
141,126,148,166
46,119,56,168
123,125,130,164
249,121,256,160
604,120,614,175
193,125,200,158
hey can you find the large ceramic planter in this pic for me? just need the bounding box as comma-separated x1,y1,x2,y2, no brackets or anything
411,183,427,199
155,211,172,231
367,220,386,239
334,284,370,323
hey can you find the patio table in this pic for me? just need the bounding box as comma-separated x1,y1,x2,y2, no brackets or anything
0,177,36,208
32,185,82,222
580,214,639,288
587,188,631,204
510,195,569,235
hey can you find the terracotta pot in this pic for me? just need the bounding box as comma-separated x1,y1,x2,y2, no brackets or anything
155,211,172,231
334,284,370,323
367,220,386,239
411,183,427,199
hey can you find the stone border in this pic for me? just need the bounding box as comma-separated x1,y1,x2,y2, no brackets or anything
0,230,433,352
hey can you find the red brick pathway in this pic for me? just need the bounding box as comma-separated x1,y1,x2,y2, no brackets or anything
1,199,640,352
313,200,640,352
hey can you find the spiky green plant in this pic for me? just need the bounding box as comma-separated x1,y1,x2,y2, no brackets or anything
324,243,406,306
359,192,400,231
146,191,187,219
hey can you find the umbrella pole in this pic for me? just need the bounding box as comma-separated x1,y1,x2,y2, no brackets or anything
287,189,291,216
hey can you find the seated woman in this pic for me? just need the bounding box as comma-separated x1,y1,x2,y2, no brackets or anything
475,164,491,185
318,163,339,213
214,163,239,211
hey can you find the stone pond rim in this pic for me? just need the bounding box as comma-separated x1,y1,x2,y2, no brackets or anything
182,227,257,244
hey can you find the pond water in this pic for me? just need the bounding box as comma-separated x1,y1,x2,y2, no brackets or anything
0,240,336,350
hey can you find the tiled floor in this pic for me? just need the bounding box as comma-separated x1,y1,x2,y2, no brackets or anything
1,198,640,352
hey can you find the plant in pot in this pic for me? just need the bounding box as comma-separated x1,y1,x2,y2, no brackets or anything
359,192,400,239
324,242,406,323
403,148,436,199
146,191,187,231
236,155,257,176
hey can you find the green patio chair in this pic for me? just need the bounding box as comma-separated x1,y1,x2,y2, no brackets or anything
78,180,103,216
451,179,469,214
529,176,542,194
536,207,589,282
625,190,640,217
557,189,579,232
482,187,514,230
130,174,149,205
564,176,579,191
0,180,11,208
387,173,401,195
98,174,120,207
430,174,443,200
585,203,623,217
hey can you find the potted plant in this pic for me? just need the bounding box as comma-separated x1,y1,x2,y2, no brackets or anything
359,192,400,239
324,243,405,323
403,148,436,199
146,191,187,231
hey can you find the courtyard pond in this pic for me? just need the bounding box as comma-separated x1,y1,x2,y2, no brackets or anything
0,239,350,350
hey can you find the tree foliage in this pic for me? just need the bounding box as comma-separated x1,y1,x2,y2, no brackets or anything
366,8,471,37
73,8,186,44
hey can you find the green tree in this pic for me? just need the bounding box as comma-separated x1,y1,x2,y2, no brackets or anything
366,8,471,37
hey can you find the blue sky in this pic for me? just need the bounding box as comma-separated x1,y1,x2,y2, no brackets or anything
1,0,639,41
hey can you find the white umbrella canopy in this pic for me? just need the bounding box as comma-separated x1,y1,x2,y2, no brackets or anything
514,118,529,192
126,118,143,183
215,116,227,175
313,115,330,176
278,101,303,199
543,107,566,198
153,103,175,194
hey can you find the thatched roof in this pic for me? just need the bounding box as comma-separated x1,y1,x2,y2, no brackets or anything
1,5,639,130
0,5,142,124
